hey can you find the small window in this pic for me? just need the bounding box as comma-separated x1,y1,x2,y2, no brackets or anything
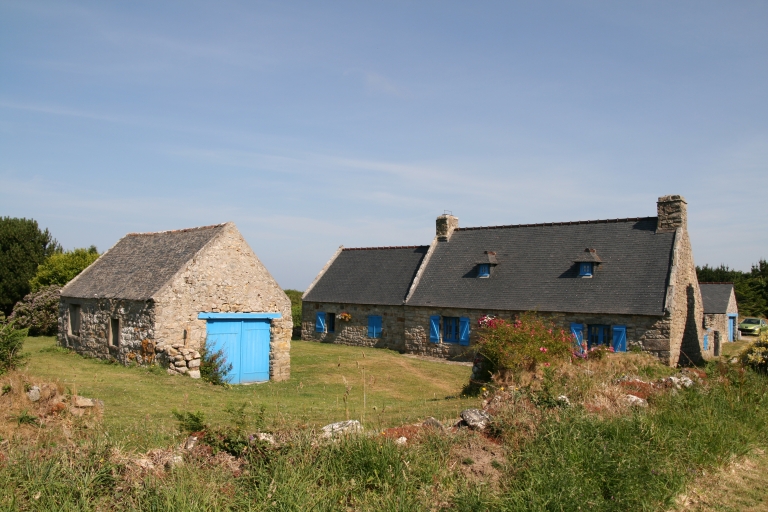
367,315,382,338
109,318,120,347
443,317,460,342
327,313,336,333
579,262,593,277
68,304,81,335
478,264,490,278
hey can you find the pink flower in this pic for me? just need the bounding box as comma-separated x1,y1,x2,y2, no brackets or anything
543,362,551,367
539,347,547,352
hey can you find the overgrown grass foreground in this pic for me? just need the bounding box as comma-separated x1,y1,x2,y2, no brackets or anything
3,344,768,510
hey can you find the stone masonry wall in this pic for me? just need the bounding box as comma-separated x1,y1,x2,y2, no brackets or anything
58,297,155,364
152,223,292,381
301,301,406,351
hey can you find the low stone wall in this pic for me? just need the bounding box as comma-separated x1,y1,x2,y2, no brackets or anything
301,302,406,351
164,344,202,378
58,297,155,364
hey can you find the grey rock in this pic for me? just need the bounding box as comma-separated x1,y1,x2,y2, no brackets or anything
184,436,198,450
422,417,444,430
321,420,363,438
557,395,571,406
176,366,188,375
192,351,201,359
251,432,276,445
188,359,201,369
395,436,407,445
188,370,201,379
73,396,95,408
460,409,492,430
167,368,179,376
624,394,648,407
26,386,41,402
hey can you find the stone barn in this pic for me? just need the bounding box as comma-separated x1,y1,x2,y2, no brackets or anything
699,282,739,349
58,223,291,383
302,195,708,367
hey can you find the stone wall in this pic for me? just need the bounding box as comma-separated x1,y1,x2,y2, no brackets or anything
301,301,406,351
152,223,292,381
58,297,155,364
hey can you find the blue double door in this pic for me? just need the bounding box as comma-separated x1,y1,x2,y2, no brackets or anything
204,319,270,384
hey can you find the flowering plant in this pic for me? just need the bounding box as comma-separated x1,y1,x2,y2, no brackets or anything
475,312,573,376
338,312,352,322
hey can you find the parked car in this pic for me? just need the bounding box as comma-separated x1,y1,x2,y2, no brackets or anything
738,317,768,336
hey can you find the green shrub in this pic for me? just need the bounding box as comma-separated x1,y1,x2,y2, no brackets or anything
476,312,573,377
29,246,99,292
7,284,61,336
284,289,303,329
199,342,233,386
0,322,28,375
741,332,768,372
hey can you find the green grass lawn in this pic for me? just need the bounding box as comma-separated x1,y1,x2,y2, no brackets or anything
20,336,475,447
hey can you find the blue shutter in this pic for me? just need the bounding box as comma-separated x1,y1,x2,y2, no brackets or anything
368,316,382,339
612,325,627,352
459,317,470,346
429,316,440,343
703,333,709,351
315,312,326,333
571,323,584,354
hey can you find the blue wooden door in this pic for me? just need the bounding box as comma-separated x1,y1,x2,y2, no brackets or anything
205,319,270,384
612,326,627,352
728,315,737,342
240,320,270,383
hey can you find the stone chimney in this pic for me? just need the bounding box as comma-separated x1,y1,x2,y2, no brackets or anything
657,195,687,232
436,214,459,241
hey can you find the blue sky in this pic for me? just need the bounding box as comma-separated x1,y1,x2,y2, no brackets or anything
1,1,766,290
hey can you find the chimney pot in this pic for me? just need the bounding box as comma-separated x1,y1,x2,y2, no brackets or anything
657,195,688,231
436,214,459,241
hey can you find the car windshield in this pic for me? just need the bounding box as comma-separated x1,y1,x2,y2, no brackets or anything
744,319,760,324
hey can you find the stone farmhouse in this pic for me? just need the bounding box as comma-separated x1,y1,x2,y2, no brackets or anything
58,223,291,383
699,282,739,350
302,195,708,367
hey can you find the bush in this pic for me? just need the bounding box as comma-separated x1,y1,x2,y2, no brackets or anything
740,332,768,372
7,285,61,336
475,312,573,379
29,247,99,292
199,342,233,386
0,322,28,375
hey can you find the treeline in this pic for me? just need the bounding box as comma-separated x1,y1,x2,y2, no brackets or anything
0,217,99,334
697,260,768,317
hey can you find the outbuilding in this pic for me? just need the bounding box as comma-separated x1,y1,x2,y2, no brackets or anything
699,282,739,349
58,222,291,383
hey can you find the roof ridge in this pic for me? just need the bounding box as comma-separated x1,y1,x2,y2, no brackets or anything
456,216,656,231
343,245,428,251
125,223,228,236
699,281,735,285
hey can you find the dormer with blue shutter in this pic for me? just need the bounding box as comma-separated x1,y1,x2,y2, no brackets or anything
476,251,498,278
574,248,602,278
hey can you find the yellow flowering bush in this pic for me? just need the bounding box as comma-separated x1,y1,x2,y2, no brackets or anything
741,332,768,373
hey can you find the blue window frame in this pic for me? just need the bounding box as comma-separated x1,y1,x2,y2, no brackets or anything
579,262,593,277
443,317,460,342
478,264,490,278
367,315,382,338
588,324,609,349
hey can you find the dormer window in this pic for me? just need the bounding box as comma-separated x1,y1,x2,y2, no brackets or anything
476,251,498,278
574,248,602,278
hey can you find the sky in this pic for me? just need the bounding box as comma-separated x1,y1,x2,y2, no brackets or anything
1,1,767,290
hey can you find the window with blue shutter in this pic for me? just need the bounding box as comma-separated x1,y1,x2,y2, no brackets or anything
570,323,584,354
429,315,440,343
612,325,627,352
367,315,382,339
478,264,490,278
315,312,326,333
459,317,470,345
579,262,593,277
703,333,709,351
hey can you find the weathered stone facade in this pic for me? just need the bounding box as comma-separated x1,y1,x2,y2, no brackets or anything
58,222,292,381
58,298,155,363
702,286,738,346
302,302,406,351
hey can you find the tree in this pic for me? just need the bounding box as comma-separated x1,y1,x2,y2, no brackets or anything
7,285,62,336
0,218,60,316
29,246,99,292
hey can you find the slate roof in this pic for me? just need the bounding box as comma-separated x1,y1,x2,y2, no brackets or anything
61,224,227,300
303,246,429,305
407,217,675,315
408,217,674,315
699,283,735,314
